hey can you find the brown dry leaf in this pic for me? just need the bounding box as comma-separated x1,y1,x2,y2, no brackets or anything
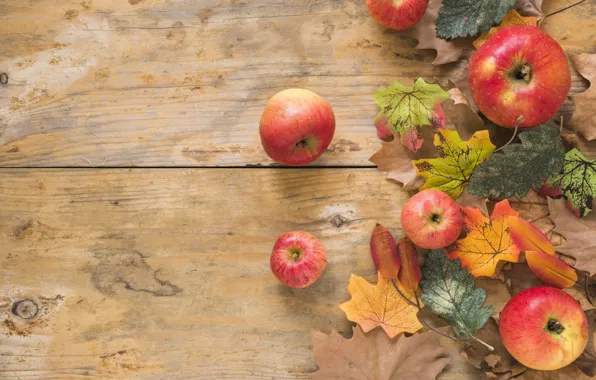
575,310,596,377
399,0,472,65
338,273,423,338
517,365,592,380
513,0,544,18
462,318,527,379
473,9,537,49
310,326,452,380
568,54,596,141
503,262,544,296
370,128,437,191
457,188,489,216
549,198,596,275
447,87,470,105
476,279,511,320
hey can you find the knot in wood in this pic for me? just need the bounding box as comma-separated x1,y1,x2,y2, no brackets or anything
330,214,350,228
12,299,39,319
0,73,7,85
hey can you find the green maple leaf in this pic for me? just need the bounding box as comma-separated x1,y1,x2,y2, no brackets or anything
436,0,516,39
420,250,493,340
413,129,496,199
546,149,596,218
468,125,565,200
373,78,449,151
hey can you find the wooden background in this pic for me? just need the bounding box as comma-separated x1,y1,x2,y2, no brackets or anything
0,0,594,378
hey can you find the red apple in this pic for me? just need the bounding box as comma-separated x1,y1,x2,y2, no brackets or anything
259,89,335,166
400,189,463,249
468,25,571,128
366,0,428,30
500,286,588,370
270,231,327,288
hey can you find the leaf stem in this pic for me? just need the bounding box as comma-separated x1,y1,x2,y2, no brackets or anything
494,116,523,153
391,278,417,307
413,292,459,342
471,335,494,352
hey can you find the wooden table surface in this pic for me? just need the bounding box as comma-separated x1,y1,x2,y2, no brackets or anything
1,0,594,379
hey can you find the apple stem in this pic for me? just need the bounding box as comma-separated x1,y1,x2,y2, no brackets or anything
471,336,495,352
494,116,523,153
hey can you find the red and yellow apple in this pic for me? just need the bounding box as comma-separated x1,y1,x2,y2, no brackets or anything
468,25,571,128
259,89,335,166
400,189,463,249
270,231,327,288
366,0,428,30
499,286,588,370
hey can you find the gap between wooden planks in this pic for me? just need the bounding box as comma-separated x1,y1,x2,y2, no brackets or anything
0,0,594,167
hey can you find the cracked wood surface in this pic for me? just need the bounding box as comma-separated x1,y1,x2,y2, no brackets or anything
0,0,594,167
0,169,488,379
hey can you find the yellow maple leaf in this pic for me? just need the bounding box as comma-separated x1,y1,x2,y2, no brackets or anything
339,272,422,338
413,129,495,199
445,200,521,278
473,9,537,49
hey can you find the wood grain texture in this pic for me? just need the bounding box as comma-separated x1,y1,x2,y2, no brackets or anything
0,168,490,379
0,0,594,167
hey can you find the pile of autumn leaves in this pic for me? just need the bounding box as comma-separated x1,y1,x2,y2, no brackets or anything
308,4,596,380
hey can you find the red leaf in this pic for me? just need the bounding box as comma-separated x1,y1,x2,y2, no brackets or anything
370,224,401,279
397,236,421,292
374,112,394,141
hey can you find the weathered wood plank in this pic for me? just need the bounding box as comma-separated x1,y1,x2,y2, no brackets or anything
0,168,488,379
0,0,594,166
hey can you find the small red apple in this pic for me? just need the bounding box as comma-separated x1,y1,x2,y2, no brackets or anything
500,286,588,370
468,25,571,128
400,189,463,249
270,231,327,288
366,0,428,30
259,89,335,166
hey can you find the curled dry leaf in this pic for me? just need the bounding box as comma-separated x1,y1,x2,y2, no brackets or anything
549,198,596,275
339,272,422,338
370,224,401,279
398,0,472,65
445,200,521,278
568,54,596,141
397,236,421,292
575,310,596,377
473,9,537,49
525,250,578,289
369,137,429,191
462,318,526,379
310,326,453,380
513,0,544,18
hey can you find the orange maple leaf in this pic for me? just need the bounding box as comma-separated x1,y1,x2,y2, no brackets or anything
339,272,422,338
445,200,521,278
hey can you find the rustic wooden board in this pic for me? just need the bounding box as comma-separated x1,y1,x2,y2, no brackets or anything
1,0,594,167
0,168,492,379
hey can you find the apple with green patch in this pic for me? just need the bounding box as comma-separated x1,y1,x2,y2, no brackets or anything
400,189,463,249
366,0,428,30
500,286,588,370
260,89,335,166
270,231,327,288
468,26,571,128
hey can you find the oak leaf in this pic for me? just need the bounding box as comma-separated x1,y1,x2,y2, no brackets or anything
473,9,537,49
369,137,427,191
548,198,596,275
370,224,401,279
420,249,494,340
339,272,422,338
373,78,449,152
436,0,516,39
414,129,496,199
544,149,596,218
568,54,596,141
309,326,452,380
468,125,565,200
399,0,472,65
445,200,521,278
